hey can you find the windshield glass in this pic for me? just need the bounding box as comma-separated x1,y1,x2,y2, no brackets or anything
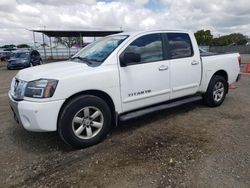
72,35,128,64
14,52,29,58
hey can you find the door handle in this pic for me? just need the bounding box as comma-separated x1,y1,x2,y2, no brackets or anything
159,65,168,71
191,61,199,65
158,65,168,71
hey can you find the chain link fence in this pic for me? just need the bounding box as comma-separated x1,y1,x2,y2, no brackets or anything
210,45,250,54
36,47,81,60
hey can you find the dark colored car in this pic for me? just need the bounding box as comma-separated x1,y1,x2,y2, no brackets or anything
0,51,15,61
7,50,42,70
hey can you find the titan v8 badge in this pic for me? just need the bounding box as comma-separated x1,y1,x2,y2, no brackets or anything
128,89,151,97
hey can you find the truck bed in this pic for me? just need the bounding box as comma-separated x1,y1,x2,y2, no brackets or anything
199,52,240,92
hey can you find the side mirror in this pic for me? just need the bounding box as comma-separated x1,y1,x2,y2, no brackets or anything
120,52,141,67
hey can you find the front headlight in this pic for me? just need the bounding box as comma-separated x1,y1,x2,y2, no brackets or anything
20,59,28,63
11,78,27,100
24,79,58,98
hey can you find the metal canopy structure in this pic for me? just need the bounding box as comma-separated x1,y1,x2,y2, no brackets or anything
30,29,123,60
31,29,123,37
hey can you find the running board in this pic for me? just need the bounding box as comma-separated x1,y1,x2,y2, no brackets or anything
119,95,202,121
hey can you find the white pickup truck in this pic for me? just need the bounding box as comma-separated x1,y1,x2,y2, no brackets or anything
9,30,240,148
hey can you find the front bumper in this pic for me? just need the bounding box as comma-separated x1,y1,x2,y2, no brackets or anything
7,63,29,70
8,91,65,132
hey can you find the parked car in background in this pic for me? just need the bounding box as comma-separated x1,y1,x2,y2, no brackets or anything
0,51,15,61
7,50,42,70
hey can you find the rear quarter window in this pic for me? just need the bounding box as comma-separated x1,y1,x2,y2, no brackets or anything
167,33,193,59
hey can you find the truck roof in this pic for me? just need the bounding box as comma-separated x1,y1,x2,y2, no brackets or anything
112,29,190,37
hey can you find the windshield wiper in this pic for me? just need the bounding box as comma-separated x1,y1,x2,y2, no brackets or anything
71,56,92,64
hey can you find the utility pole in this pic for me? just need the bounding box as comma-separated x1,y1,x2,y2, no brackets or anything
42,25,47,60
33,31,36,50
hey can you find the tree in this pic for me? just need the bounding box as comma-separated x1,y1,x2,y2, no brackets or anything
228,33,247,45
17,44,30,48
54,37,81,56
212,33,247,46
54,37,81,48
212,36,229,46
194,29,248,46
194,30,213,46
0,44,16,49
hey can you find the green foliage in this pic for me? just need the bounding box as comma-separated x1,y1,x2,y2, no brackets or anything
229,33,247,45
212,33,247,46
195,30,248,46
0,44,16,49
194,30,213,46
17,44,30,48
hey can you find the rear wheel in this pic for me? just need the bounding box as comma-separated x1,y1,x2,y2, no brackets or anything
58,95,112,148
203,75,227,107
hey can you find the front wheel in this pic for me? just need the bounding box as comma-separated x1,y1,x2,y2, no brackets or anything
58,95,112,148
38,59,43,65
203,75,227,107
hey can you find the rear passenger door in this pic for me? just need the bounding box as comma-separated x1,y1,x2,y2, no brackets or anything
166,33,201,99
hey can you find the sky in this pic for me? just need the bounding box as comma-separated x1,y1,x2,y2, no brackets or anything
0,0,250,45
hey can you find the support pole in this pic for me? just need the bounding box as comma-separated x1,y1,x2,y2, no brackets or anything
42,33,47,60
33,31,36,50
80,32,83,47
68,37,71,58
49,37,53,59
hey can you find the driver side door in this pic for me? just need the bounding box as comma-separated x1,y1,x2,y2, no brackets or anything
118,33,171,112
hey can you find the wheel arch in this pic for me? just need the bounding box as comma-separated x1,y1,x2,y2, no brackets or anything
213,70,228,81
212,70,228,93
57,90,117,130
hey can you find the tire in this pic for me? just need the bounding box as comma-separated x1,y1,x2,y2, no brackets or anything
203,75,227,107
58,95,112,148
38,59,42,65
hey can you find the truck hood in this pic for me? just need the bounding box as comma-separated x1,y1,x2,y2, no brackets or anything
16,61,92,81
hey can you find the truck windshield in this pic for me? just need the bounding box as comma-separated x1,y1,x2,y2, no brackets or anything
72,35,128,65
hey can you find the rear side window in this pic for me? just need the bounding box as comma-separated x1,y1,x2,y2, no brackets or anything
124,33,163,64
167,33,193,59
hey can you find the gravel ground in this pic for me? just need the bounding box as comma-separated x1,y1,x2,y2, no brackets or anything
0,57,249,188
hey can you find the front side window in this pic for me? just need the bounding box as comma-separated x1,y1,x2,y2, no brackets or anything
33,50,40,57
72,35,128,65
123,33,163,64
167,33,193,59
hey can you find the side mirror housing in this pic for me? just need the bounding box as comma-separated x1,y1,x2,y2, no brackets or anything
120,52,141,67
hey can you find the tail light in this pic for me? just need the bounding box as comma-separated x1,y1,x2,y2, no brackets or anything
238,55,241,65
